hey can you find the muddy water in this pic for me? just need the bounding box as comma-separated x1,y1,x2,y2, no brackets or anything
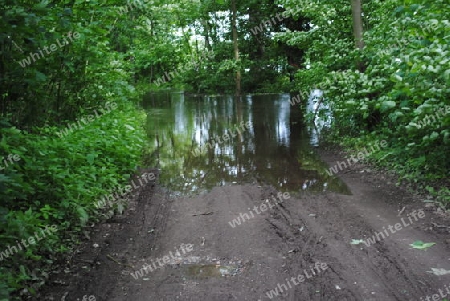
142,92,350,196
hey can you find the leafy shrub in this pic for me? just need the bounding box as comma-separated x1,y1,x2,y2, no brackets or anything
0,102,147,299
277,0,449,203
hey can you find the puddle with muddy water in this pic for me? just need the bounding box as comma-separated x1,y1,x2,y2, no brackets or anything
184,263,246,278
142,92,350,196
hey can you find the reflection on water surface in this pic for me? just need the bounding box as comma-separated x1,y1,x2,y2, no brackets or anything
143,92,350,196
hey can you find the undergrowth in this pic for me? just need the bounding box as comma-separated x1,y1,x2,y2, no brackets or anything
0,102,147,300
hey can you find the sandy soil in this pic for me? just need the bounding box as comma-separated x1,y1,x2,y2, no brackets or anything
39,148,450,301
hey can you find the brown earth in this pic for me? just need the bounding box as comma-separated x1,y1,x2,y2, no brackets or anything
39,148,450,301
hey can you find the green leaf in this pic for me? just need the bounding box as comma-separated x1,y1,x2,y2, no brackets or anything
125,124,135,131
427,268,450,276
429,131,439,140
410,240,436,250
76,206,89,226
35,71,46,82
86,153,96,165
380,101,396,112
34,0,49,10
350,239,365,245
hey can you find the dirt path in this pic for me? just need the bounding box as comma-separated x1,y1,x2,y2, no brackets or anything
41,149,450,301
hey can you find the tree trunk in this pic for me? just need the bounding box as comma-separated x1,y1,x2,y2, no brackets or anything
351,0,364,50
202,19,212,51
231,0,241,96
351,0,365,72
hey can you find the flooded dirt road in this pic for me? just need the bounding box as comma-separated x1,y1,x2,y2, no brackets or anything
42,94,450,301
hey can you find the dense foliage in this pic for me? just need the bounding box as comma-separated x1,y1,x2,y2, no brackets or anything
1,0,149,298
0,104,146,299
277,0,449,201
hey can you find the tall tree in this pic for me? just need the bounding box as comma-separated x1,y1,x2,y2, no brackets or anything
231,0,241,96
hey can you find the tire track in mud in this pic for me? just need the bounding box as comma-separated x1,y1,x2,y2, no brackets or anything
263,188,447,301
260,188,362,301
41,176,449,301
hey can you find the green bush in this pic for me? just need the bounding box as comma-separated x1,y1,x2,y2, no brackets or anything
278,0,449,201
0,102,147,299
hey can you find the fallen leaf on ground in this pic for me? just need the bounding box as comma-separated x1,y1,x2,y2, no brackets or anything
410,240,436,250
427,268,450,276
350,239,365,245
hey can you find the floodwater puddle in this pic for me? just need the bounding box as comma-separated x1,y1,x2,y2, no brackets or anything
184,264,241,278
142,92,351,196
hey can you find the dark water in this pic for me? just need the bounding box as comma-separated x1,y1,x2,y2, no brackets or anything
142,92,350,196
